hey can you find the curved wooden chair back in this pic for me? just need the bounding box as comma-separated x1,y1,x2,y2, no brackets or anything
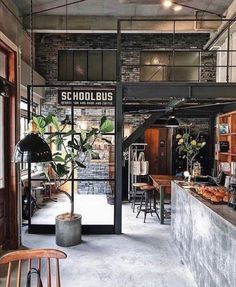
0,249,67,287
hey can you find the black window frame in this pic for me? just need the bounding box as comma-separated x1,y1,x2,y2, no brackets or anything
58,49,117,82
140,50,201,82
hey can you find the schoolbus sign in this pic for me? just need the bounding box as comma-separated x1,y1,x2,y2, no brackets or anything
58,89,115,106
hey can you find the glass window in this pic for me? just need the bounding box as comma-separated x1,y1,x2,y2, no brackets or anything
0,50,7,79
58,50,116,81
58,50,74,81
88,51,102,81
74,51,87,81
0,97,4,188
103,51,116,81
140,51,200,81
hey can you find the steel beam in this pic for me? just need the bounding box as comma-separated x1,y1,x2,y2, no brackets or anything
115,84,123,234
123,83,236,101
123,112,168,150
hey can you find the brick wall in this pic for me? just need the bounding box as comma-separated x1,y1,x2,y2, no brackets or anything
35,32,215,85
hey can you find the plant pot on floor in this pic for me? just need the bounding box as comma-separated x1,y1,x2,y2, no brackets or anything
56,213,82,247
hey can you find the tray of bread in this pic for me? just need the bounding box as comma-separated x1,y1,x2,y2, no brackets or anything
192,185,229,204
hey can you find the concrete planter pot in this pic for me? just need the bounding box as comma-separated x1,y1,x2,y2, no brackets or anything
56,213,82,247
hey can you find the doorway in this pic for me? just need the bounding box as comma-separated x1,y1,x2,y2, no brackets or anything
144,127,170,175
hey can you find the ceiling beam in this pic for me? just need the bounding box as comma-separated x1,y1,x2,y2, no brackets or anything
123,112,168,150
23,15,218,33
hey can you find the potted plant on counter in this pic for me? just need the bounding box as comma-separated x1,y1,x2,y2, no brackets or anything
33,114,114,246
176,131,206,176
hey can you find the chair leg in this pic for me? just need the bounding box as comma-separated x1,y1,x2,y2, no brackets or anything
144,191,148,223
153,191,160,221
132,188,137,213
136,192,144,218
150,191,153,216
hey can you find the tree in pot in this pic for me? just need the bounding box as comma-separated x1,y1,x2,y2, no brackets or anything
33,114,114,246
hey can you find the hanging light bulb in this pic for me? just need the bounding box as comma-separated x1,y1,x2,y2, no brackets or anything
163,0,172,8
174,5,182,12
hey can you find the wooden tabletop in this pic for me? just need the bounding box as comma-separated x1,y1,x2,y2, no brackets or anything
150,175,175,187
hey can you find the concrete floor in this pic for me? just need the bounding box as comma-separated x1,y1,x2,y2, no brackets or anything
31,194,114,225
19,203,197,287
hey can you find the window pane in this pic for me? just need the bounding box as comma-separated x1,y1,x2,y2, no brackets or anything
172,67,199,81
140,66,169,81
141,52,171,66
58,50,74,81
174,51,200,66
103,51,116,81
0,50,7,79
74,51,87,80
140,52,171,81
0,97,4,188
88,51,102,81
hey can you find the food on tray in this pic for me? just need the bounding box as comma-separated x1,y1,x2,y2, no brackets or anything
223,195,229,203
211,195,223,203
193,184,229,203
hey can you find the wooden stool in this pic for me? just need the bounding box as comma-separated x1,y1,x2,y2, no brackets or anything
132,182,148,212
136,185,160,223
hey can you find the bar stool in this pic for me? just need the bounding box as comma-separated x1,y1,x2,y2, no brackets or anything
132,183,148,212
136,185,160,223
43,182,57,202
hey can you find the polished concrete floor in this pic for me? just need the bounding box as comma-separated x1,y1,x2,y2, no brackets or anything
31,194,114,225
19,203,197,287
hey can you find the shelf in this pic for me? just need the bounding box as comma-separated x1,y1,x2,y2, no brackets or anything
218,133,231,136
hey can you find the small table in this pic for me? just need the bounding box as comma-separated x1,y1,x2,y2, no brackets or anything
150,175,174,224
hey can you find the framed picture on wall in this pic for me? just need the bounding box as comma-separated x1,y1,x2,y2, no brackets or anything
219,123,229,134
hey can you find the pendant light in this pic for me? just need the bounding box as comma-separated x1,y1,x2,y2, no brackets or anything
14,0,52,164
166,116,179,128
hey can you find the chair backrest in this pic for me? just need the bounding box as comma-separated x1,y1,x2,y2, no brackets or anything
0,249,67,287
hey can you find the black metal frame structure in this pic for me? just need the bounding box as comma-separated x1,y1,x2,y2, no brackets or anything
117,18,236,83
26,84,118,234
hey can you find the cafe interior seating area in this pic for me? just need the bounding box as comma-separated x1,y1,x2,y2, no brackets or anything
1,0,236,286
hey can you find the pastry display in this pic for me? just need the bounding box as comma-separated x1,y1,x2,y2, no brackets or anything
223,195,229,203
193,184,229,204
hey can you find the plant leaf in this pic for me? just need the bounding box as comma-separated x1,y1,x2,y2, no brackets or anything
33,115,46,134
100,118,114,133
75,160,86,169
82,143,92,151
51,115,60,131
80,130,87,143
53,155,65,163
100,116,107,127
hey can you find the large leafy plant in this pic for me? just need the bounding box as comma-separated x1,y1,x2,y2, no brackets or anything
176,130,206,173
32,114,114,218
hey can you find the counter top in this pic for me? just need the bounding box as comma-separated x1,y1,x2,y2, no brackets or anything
174,180,236,228
171,181,236,287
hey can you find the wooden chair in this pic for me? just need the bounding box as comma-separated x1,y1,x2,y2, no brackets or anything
0,249,67,287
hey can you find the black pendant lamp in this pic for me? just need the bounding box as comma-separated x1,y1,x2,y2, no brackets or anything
14,122,52,163
14,0,52,164
166,116,179,128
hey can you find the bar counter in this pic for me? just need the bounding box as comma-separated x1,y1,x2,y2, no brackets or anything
171,181,236,287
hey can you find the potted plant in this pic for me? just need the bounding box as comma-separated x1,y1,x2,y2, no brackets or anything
32,114,114,246
176,130,206,175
